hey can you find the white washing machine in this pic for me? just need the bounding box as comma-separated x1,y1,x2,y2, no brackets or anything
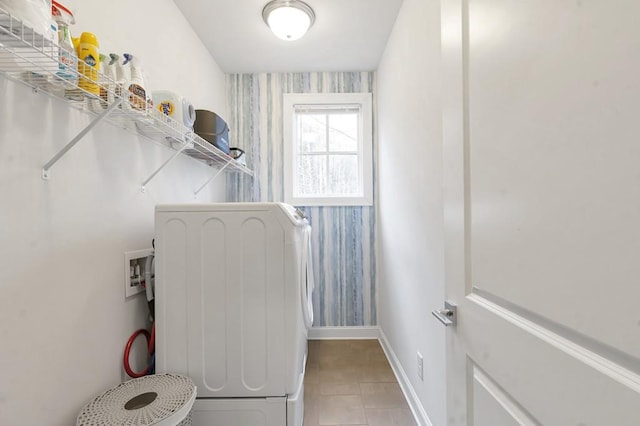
154,202,314,426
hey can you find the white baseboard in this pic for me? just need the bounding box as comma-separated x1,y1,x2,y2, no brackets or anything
378,329,433,426
308,326,380,340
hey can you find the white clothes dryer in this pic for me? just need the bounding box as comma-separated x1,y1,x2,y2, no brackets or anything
154,202,313,426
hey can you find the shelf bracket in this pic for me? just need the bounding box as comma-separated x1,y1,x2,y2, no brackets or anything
140,134,194,192
42,99,123,180
194,159,233,197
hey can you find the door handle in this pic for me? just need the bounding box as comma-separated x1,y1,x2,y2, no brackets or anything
432,301,457,327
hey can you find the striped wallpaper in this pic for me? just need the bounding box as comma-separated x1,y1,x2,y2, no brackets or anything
226,72,376,327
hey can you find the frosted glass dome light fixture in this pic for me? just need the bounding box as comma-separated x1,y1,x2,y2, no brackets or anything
262,0,315,41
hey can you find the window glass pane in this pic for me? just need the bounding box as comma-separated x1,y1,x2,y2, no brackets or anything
285,92,372,205
296,154,326,196
328,113,358,152
327,154,359,195
298,114,326,153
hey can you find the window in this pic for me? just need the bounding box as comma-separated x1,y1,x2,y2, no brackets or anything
283,93,373,206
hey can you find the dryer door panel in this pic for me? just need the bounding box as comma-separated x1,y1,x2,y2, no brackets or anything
155,215,189,378
199,217,228,392
237,216,286,392
157,208,287,398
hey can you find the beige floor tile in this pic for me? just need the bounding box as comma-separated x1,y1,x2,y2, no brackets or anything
364,408,395,426
391,408,418,426
318,394,367,425
304,396,320,426
306,383,321,397
308,339,323,351
318,365,360,384
317,348,364,369
305,364,320,384
358,363,396,383
363,348,389,364
320,382,362,395
365,408,418,426
349,339,380,350
319,356,363,370
315,340,379,363
359,382,407,409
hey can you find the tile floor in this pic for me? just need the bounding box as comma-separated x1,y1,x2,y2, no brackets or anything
303,339,418,426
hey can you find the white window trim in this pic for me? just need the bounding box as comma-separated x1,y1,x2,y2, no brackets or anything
283,92,373,207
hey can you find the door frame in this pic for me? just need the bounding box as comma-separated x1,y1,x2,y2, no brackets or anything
440,0,470,421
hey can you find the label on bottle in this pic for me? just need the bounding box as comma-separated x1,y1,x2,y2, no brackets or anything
99,85,109,109
84,54,97,67
56,49,78,85
78,50,99,94
128,83,147,111
56,25,77,80
158,101,174,116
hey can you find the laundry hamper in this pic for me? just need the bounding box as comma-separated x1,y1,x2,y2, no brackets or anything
76,374,196,426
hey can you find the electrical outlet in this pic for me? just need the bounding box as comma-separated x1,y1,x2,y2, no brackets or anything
417,351,424,380
124,249,153,298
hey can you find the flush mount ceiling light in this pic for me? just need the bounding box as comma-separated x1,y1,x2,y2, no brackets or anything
262,0,316,41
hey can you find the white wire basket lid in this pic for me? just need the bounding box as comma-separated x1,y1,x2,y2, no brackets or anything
76,373,197,426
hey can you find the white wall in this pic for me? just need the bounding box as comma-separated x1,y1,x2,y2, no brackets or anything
0,1,228,424
376,0,446,424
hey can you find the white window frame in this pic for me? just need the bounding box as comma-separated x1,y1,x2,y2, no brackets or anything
283,92,373,206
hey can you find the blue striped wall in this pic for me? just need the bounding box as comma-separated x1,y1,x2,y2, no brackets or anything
226,72,376,327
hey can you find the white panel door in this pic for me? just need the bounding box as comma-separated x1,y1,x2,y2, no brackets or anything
441,0,640,424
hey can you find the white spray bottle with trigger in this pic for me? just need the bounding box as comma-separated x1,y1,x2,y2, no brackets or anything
98,53,118,108
112,53,130,108
51,1,78,94
122,55,152,114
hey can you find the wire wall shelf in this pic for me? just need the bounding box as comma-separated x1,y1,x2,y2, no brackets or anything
0,7,251,194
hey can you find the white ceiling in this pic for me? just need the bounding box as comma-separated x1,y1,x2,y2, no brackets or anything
172,0,404,74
